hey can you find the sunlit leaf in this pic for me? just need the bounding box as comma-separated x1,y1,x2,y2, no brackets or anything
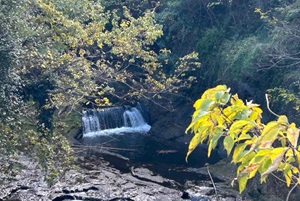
186,110,210,133
248,106,263,123
220,93,231,105
186,132,201,162
230,120,251,133
259,121,280,149
246,163,260,179
237,133,252,142
199,99,215,111
286,123,300,148
277,115,289,126
284,169,292,187
186,85,300,192
229,120,255,139
247,150,271,178
244,135,260,155
235,109,252,120
238,172,249,193
224,135,234,156
261,148,288,182
233,143,248,163
186,126,210,162
258,157,272,175
215,91,224,101
230,94,244,106
201,85,228,99
208,129,223,157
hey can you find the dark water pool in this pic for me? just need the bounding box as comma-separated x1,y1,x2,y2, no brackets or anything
79,133,224,185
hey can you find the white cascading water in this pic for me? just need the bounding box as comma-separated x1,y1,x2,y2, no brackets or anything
82,105,151,137
123,108,146,127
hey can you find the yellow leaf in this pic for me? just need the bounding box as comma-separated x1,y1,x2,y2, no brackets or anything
86,39,93,45
236,133,252,142
245,136,260,155
248,106,263,123
286,123,299,148
259,121,280,149
229,120,254,139
230,94,244,106
201,85,228,99
186,127,209,162
247,150,271,179
246,163,260,179
193,99,215,111
261,147,288,182
97,42,103,48
292,166,299,174
284,169,292,187
233,143,248,163
186,132,201,162
223,106,237,121
277,115,289,126
208,129,223,157
223,135,234,156
185,110,209,133
237,172,249,193
230,120,250,133
280,137,287,147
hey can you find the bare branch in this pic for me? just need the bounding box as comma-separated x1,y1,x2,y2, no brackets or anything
265,94,280,118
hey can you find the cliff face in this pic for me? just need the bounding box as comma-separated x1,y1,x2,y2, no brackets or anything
148,102,194,142
145,97,194,143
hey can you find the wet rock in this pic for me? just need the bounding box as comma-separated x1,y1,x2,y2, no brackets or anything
130,167,173,185
0,152,244,201
0,155,184,201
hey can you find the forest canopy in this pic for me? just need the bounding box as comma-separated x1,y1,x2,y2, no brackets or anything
0,0,200,181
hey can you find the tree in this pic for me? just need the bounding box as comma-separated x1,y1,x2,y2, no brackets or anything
20,0,200,113
185,85,300,198
0,0,200,183
0,0,74,183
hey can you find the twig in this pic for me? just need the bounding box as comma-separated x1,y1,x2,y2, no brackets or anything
67,95,85,115
265,94,280,118
271,173,289,184
286,181,298,201
205,163,217,196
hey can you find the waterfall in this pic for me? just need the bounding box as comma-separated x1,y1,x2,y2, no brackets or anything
82,105,151,137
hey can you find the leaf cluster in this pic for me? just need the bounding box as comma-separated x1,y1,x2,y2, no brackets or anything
0,0,201,183
186,85,300,193
20,0,200,111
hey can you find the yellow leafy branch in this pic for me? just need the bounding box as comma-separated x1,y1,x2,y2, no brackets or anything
186,85,300,195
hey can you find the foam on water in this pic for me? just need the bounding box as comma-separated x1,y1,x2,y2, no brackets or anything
83,123,151,138
82,105,151,138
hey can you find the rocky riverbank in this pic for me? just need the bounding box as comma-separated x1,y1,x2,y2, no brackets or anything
0,147,243,201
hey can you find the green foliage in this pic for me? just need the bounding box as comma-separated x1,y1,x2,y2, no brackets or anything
186,85,300,193
268,87,300,112
196,27,224,58
19,0,200,111
219,36,265,81
267,86,300,124
0,0,71,181
0,0,201,183
158,0,300,118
